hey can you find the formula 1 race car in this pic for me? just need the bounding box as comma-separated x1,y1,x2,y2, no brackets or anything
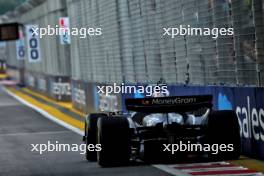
83,95,241,167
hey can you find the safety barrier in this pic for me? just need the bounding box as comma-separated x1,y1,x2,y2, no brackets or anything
24,71,71,101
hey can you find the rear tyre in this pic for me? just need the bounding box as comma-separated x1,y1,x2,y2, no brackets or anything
97,116,131,167
207,110,241,160
85,113,107,161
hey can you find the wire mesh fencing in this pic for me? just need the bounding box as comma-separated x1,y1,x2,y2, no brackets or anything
3,0,264,87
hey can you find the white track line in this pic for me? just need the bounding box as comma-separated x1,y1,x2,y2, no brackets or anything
167,162,264,176
153,164,192,176
180,166,245,172
0,130,71,137
3,87,83,136
169,161,229,167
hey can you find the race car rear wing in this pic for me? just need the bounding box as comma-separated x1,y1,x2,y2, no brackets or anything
125,95,213,113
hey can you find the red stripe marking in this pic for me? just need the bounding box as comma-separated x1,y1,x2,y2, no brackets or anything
190,169,258,175
175,163,237,169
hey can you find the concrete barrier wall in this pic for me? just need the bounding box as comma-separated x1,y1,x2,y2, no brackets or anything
24,71,71,101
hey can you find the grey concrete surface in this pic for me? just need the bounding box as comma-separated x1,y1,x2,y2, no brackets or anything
0,86,172,176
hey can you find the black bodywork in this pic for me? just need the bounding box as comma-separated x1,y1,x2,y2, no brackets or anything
84,95,241,166
126,95,212,161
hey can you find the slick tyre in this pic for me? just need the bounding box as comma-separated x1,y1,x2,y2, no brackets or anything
97,117,131,167
207,110,241,160
85,113,107,161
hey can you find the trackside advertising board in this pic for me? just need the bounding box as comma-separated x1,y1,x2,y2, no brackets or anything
214,87,264,160
16,29,25,60
59,17,71,45
26,25,41,63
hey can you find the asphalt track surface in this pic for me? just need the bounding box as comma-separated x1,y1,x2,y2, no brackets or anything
0,86,171,176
